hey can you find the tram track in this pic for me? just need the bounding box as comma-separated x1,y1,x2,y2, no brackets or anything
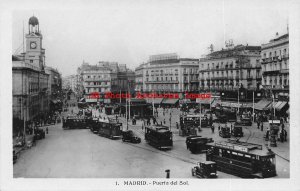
121,140,197,165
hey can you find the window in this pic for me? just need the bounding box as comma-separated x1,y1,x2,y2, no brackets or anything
30,60,33,63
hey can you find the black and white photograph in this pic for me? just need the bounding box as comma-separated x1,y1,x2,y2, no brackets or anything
1,0,300,190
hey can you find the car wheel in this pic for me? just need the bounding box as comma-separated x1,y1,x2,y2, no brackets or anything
191,168,195,176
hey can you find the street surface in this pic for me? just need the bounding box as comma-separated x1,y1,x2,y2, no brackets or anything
14,96,289,178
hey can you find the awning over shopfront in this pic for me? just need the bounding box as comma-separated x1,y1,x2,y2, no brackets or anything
267,101,288,111
211,99,221,107
196,98,215,104
276,101,288,111
86,98,98,103
161,98,179,105
254,99,272,110
145,98,163,105
220,101,252,108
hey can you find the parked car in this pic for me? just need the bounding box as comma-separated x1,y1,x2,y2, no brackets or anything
232,125,244,137
219,126,231,138
34,128,45,140
191,161,218,178
122,130,141,143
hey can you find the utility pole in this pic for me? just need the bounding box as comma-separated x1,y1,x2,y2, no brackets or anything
252,91,255,122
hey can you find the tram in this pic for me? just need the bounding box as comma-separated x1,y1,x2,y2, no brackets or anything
97,116,122,139
62,116,88,129
214,107,237,123
145,126,173,150
206,139,277,178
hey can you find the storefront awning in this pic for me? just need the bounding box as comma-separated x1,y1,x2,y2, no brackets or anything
276,101,288,111
86,99,98,103
254,99,272,110
162,98,179,105
145,98,163,105
196,98,215,104
211,99,221,107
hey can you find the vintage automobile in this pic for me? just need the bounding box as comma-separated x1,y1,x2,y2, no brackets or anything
231,125,244,137
122,130,141,143
34,128,45,140
219,126,231,138
186,136,214,154
191,161,218,178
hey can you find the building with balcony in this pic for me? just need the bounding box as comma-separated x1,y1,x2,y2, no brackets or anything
261,33,289,100
62,74,78,92
12,16,50,135
199,45,261,101
135,53,199,96
77,61,135,103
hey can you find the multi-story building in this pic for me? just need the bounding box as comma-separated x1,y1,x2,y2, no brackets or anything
77,61,135,103
45,66,62,99
261,33,289,100
62,74,78,92
135,53,199,96
12,16,50,133
199,45,261,101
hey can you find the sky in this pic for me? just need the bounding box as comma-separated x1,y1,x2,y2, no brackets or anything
12,0,289,77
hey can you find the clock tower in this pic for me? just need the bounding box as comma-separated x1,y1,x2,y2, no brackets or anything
25,16,45,71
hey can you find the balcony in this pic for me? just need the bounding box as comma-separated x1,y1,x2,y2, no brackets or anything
145,80,179,84
84,84,110,88
282,54,289,60
84,78,110,82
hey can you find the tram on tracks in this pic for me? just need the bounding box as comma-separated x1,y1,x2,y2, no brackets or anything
145,125,173,150
96,115,122,139
214,107,237,123
63,115,89,129
206,139,277,178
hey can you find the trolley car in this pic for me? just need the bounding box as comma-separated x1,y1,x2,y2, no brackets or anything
206,139,277,178
63,116,88,129
97,116,122,139
145,126,173,150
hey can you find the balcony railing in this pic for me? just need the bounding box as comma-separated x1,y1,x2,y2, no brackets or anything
84,78,110,82
145,80,179,84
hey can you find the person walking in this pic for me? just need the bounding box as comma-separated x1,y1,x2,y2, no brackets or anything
261,122,264,131
211,125,215,133
176,122,179,129
46,127,49,134
257,119,260,129
163,119,166,124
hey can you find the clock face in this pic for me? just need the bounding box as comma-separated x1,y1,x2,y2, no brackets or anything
30,42,37,49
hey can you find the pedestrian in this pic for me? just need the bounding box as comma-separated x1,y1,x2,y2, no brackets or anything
211,125,215,133
46,127,48,134
176,122,179,129
261,122,264,131
257,120,260,129
218,124,221,131
281,122,285,130
163,119,166,124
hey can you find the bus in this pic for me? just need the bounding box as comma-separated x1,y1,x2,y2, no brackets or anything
145,126,173,150
97,116,122,139
206,139,277,178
